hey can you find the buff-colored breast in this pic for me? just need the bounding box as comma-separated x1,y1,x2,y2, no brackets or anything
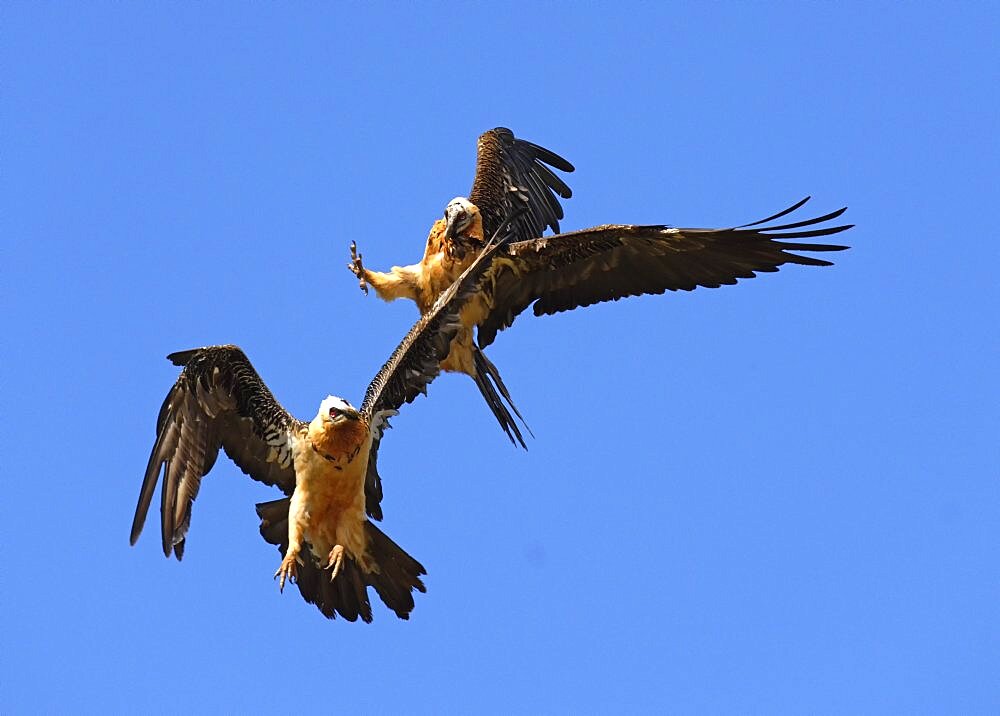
293,417,372,561
416,217,486,314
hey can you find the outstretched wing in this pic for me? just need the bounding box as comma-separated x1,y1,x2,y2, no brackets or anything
130,345,299,559
476,197,853,348
358,237,510,519
468,127,574,243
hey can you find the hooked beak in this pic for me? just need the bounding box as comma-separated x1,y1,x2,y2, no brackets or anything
444,204,470,242
444,211,461,241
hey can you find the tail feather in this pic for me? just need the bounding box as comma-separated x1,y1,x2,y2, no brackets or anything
257,498,367,621
363,522,427,620
255,498,425,622
472,347,531,449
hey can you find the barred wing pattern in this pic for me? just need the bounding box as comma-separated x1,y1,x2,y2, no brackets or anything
477,198,853,349
468,127,574,244
130,345,299,559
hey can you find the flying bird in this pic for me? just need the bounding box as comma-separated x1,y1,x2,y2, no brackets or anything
130,238,507,622
349,128,572,446
348,128,852,446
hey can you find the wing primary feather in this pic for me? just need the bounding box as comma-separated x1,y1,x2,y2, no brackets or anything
768,227,852,240
160,455,178,557
523,139,575,174
132,345,297,559
469,128,574,242
773,240,851,251
755,206,849,232
130,422,172,545
736,196,812,228
474,201,853,347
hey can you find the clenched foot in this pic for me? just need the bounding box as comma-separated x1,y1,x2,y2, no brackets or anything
326,545,345,582
274,553,299,592
347,241,369,295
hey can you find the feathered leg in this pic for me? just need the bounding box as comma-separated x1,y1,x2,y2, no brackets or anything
274,491,305,592
348,242,420,302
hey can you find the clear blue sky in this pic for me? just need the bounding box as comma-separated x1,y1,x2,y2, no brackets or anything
4,3,997,713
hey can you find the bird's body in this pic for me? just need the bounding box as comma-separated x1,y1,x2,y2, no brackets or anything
277,398,374,586
348,129,575,445
132,237,510,621
363,215,488,375
349,128,852,447
371,218,481,310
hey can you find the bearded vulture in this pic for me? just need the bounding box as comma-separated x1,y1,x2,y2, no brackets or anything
348,128,852,447
130,238,507,622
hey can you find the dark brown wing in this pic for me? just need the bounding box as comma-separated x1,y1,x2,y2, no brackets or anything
358,237,510,518
130,345,299,559
468,127,574,243
476,198,853,348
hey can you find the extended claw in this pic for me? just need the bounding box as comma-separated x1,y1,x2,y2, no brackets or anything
326,545,345,582
348,241,369,295
274,553,299,593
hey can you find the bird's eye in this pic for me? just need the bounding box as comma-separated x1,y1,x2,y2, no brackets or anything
329,407,340,418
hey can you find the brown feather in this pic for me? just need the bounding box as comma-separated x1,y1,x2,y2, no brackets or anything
476,199,852,348
468,127,574,244
254,498,423,622
131,346,298,559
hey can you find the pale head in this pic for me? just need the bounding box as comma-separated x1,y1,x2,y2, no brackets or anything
444,196,481,240
317,395,360,424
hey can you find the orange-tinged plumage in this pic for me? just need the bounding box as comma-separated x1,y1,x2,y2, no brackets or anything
414,217,483,313
358,211,486,315
307,411,369,469
279,412,374,583
344,128,579,448
348,200,529,445
348,128,853,456
134,243,513,619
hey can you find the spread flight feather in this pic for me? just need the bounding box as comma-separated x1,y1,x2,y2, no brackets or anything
131,237,509,621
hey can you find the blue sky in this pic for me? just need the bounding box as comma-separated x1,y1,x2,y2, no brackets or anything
3,2,997,713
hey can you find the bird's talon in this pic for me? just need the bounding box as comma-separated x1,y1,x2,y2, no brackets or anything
274,554,298,593
327,545,345,582
348,241,369,295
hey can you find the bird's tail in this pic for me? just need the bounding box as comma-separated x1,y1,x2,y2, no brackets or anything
472,346,532,449
255,498,426,622
362,521,427,620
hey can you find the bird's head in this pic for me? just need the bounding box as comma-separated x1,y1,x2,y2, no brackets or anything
317,395,361,425
443,197,482,241
309,395,368,456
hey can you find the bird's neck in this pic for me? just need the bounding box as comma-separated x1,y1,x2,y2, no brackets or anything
307,417,369,465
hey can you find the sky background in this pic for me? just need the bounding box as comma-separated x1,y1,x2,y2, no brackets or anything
3,3,998,713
